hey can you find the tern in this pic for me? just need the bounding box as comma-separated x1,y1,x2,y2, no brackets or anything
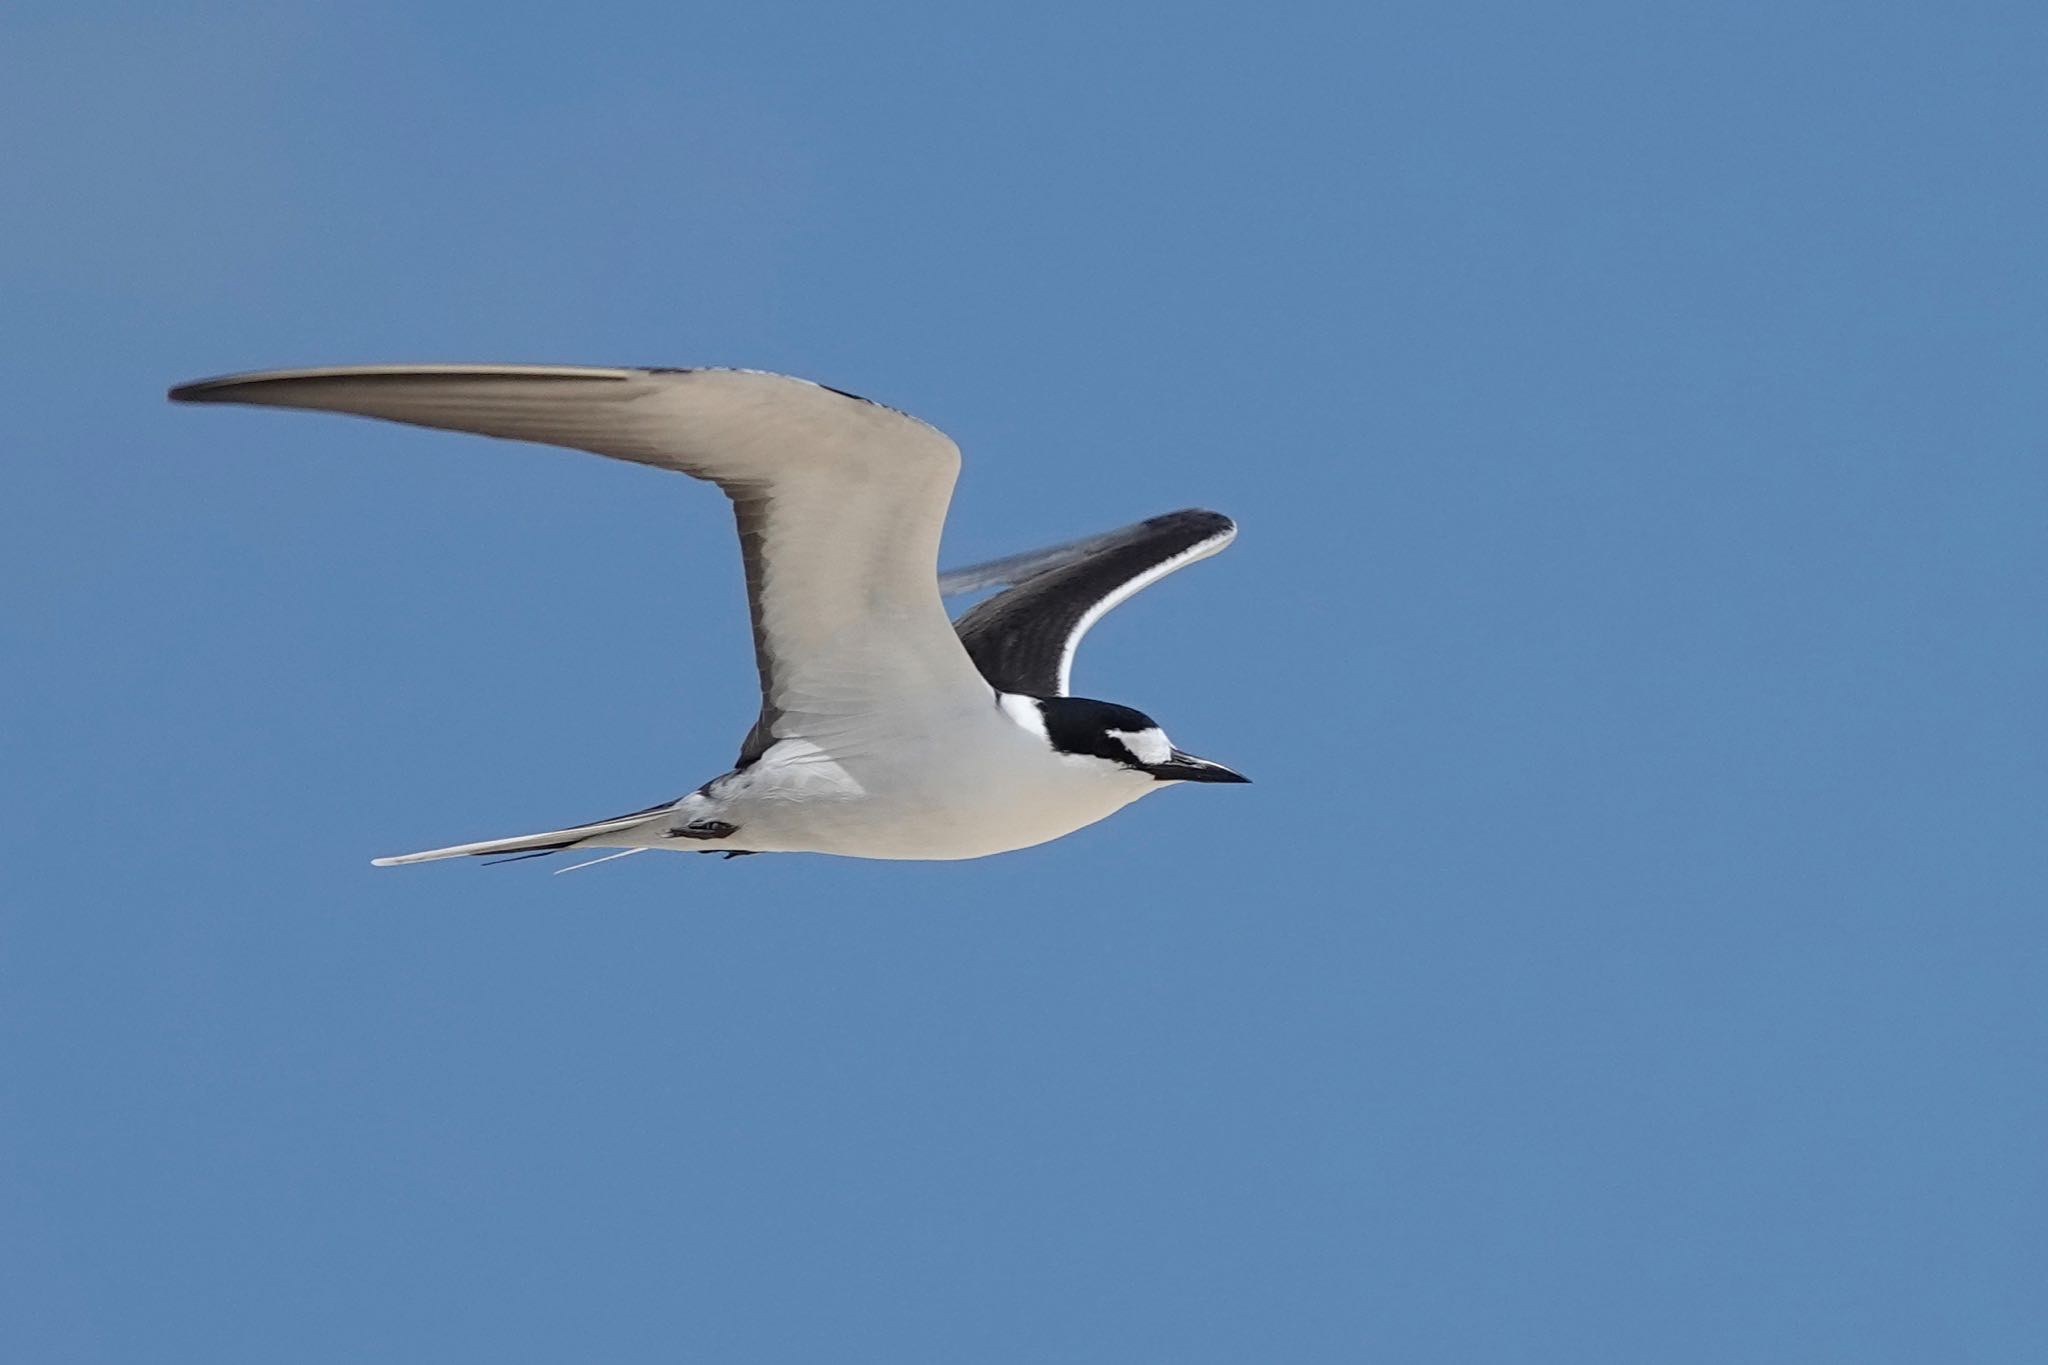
170,365,1246,865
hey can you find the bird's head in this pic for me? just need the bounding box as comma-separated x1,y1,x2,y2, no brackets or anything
1006,695,1248,786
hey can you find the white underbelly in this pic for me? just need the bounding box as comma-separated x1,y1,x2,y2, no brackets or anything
714,722,1155,860
773,784,1146,859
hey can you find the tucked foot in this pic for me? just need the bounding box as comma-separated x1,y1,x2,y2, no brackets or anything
668,819,738,841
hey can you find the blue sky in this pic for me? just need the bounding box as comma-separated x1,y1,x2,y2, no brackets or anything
4,2,2044,1361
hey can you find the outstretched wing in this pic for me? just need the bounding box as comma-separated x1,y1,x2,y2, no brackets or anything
943,508,1236,697
170,365,994,764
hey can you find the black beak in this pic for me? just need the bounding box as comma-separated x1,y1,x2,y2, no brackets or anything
1145,749,1250,784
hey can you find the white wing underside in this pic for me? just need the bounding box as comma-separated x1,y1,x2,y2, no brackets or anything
171,365,994,760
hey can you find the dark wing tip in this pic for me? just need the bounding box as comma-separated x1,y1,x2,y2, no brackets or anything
168,376,237,403
168,364,649,408
168,368,314,403
1145,507,1236,538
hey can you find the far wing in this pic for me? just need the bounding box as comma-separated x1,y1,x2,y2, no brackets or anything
944,509,1236,697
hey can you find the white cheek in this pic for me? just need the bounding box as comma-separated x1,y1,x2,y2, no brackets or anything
1107,726,1172,766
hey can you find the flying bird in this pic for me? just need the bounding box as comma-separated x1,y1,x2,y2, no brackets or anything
170,365,1245,865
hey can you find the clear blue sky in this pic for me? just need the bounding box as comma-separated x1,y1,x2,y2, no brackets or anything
5,3,2044,1361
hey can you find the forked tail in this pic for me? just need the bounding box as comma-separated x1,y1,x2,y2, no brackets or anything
371,799,681,867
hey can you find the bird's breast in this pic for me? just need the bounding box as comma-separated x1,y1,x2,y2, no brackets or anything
729,712,1154,860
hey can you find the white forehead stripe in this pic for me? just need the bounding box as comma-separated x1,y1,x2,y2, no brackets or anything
1108,726,1173,766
